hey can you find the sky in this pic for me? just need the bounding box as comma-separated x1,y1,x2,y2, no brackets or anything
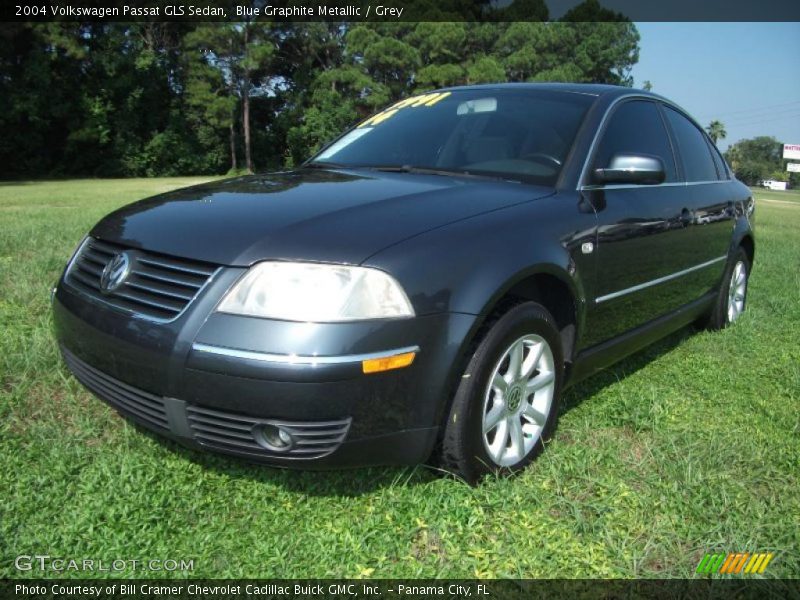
629,23,800,151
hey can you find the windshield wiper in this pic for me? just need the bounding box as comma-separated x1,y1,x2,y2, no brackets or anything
367,165,519,183
303,161,347,169
305,162,522,183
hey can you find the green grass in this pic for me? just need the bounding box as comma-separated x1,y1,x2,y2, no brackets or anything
750,186,800,203
1,179,798,579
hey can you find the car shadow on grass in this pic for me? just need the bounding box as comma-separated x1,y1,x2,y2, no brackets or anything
560,325,695,413
128,325,699,496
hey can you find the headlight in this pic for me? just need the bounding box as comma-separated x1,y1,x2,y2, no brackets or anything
217,262,415,322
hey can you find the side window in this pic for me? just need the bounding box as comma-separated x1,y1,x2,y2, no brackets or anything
593,100,677,183
663,106,719,182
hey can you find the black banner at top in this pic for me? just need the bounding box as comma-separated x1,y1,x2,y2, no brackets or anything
4,0,800,22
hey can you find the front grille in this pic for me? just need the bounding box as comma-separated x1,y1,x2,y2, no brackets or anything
62,348,170,431
66,237,217,320
186,405,352,460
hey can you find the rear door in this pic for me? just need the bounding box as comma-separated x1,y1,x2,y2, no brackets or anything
661,104,733,293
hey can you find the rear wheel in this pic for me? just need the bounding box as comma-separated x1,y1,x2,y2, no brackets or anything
440,302,563,484
707,247,750,330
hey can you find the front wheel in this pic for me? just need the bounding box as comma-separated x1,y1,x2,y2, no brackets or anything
440,302,563,484
707,247,750,330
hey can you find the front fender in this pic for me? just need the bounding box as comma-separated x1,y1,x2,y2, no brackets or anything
364,193,595,349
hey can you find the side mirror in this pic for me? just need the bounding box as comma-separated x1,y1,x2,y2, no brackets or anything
593,153,666,185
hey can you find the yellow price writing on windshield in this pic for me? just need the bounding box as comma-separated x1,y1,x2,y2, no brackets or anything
358,92,451,128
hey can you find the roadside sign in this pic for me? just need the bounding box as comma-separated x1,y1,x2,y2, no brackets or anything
784,144,800,160
788,163,800,173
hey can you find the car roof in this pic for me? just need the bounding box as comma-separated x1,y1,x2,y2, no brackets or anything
435,82,661,100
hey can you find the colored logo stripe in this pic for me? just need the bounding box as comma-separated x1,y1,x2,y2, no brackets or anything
696,553,726,574
745,553,774,574
721,553,749,574
696,552,774,574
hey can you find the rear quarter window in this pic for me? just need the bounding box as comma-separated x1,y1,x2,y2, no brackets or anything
707,140,730,180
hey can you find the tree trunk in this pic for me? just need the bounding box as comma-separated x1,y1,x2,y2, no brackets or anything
243,25,253,173
243,87,252,172
229,119,238,172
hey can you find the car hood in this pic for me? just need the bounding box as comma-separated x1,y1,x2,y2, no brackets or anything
91,168,554,266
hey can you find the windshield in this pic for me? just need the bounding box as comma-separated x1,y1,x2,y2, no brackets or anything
309,89,595,186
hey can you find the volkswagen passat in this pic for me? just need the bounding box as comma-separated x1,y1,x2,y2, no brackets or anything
53,84,754,483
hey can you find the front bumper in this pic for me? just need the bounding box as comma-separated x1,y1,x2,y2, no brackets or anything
53,277,477,468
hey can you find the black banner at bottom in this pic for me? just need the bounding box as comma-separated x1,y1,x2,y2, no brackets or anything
3,579,799,600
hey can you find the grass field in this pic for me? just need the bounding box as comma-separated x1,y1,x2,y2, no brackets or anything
750,186,800,203
1,179,798,579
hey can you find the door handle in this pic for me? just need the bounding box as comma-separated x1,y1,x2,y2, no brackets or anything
680,208,693,226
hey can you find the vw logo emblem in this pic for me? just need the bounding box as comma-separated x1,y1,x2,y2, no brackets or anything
100,252,131,294
506,386,522,412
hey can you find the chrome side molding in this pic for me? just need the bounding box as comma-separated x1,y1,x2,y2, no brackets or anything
191,343,421,366
595,256,726,304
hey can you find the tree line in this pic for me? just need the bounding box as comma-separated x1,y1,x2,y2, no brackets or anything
0,3,641,178
724,136,798,187
707,118,799,187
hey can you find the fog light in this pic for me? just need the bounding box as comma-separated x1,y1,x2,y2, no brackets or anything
256,424,294,452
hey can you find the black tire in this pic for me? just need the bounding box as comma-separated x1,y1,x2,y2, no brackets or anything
440,302,564,485
706,247,750,331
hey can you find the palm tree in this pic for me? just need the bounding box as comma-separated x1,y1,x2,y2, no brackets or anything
706,120,727,145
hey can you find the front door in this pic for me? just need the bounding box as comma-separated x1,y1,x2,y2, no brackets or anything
581,99,696,348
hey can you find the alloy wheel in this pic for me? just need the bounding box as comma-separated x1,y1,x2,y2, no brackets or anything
727,260,747,323
481,334,555,467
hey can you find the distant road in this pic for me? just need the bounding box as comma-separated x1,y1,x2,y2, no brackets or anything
750,187,800,206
